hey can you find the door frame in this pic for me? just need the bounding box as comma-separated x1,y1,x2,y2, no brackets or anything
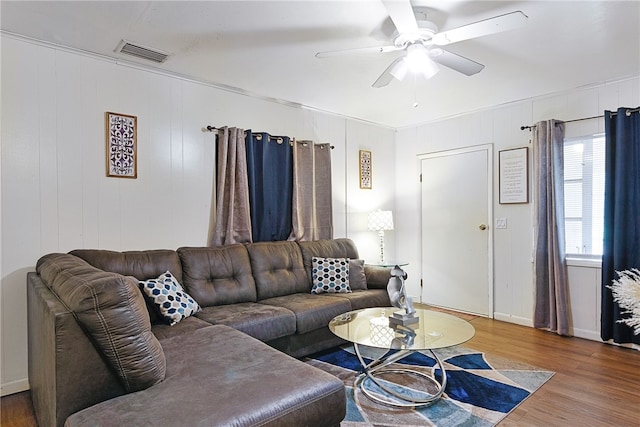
417,144,494,317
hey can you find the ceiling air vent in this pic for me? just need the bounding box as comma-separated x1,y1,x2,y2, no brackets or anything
115,40,170,63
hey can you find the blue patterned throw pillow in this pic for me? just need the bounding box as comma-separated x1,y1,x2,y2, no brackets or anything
139,271,201,325
311,257,351,294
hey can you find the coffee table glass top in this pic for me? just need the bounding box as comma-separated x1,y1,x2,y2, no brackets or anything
329,307,475,351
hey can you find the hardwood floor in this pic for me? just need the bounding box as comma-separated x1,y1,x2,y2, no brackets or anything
2,317,639,426
467,317,640,427
0,391,37,427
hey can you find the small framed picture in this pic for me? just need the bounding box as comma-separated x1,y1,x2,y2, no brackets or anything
499,147,529,204
359,150,372,189
106,112,137,178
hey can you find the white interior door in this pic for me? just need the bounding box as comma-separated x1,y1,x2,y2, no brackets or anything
420,145,492,316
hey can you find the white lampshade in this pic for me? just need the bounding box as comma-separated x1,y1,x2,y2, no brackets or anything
389,59,409,81
368,210,394,232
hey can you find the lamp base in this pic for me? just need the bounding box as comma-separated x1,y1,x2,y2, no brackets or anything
378,230,385,265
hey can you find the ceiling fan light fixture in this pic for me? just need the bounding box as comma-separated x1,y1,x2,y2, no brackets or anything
390,59,409,81
420,57,440,79
405,44,428,71
405,44,439,79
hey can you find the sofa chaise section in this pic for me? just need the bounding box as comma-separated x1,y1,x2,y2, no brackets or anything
65,325,346,427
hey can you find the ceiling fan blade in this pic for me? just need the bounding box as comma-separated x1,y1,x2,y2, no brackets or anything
432,11,528,46
381,0,418,34
431,49,484,76
372,57,405,88
315,44,402,58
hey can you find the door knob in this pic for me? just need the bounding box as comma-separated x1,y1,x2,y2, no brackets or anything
479,224,488,230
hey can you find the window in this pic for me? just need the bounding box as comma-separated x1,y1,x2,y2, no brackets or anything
563,134,605,256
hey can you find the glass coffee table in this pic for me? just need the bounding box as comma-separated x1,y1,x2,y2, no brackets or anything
329,307,475,407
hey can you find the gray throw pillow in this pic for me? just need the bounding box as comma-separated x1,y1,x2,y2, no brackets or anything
349,259,368,290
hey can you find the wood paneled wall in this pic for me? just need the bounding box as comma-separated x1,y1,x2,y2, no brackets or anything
393,75,639,339
0,34,396,394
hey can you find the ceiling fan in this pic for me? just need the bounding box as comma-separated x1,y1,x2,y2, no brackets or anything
316,0,528,88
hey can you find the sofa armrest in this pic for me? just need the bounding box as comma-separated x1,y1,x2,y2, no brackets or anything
364,265,392,290
27,272,125,427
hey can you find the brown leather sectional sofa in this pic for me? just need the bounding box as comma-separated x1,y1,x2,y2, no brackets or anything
27,238,391,427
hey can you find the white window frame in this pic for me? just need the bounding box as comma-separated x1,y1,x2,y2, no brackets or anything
563,133,605,264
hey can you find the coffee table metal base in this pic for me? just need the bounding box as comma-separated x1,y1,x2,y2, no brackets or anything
353,343,447,408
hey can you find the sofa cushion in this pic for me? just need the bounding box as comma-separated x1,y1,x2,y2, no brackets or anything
70,249,182,324
298,238,360,284
246,241,309,299
195,302,296,341
36,253,166,393
349,259,368,290
151,316,212,341
324,289,392,310
266,326,347,359
65,325,346,427
364,264,393,290
69,249,183,284
177,245,257,307
139,271,201,325
311,257,351,294
259,293,351,334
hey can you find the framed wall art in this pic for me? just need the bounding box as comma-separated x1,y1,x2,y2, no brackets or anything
359,150,372,189
106,111,137,178
499,147,529,204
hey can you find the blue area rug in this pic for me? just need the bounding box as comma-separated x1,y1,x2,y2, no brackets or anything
305,345,554,426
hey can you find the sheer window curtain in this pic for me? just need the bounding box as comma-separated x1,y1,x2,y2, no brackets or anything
532,119,571,336
209,127,252,246
601,107,640,344
289,141,333,241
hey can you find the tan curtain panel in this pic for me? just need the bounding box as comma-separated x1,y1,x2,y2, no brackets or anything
210,127,252,245
289,141,333,241
532,119,570,336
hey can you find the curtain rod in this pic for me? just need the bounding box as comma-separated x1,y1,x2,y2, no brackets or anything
205,125,334,149
519,107,640,131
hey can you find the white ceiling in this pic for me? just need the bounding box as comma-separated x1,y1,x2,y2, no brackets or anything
2,0,639,128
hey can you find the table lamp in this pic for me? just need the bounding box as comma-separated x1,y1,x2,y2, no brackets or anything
368,210,394,265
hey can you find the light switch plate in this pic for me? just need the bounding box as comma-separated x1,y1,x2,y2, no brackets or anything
496,218,507,229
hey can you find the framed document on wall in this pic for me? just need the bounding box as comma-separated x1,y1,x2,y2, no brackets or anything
499,147,528,204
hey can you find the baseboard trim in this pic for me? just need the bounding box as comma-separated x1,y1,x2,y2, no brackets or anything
493,312,533,327
492,317,634,347
571,328,603,342
1,378,29,396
